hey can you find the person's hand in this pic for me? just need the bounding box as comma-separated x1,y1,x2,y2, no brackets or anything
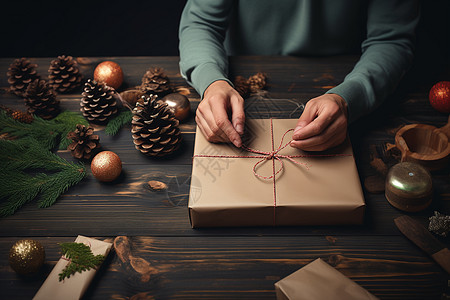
290,93,348,151
195,80,245,147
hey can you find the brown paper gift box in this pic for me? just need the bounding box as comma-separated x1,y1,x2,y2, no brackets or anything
188,119,365,228
33,235,112,300
275,258,378,300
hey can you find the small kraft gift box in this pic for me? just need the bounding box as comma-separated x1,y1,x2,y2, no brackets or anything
188,118,365,228
275,258,378,300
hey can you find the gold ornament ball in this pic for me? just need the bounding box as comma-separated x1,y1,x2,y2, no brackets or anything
94,61,124,90
9,239,45,275
160,93,191,122
91,151,122,182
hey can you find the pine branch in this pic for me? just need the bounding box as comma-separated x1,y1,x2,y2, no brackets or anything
58,242,105,281
0,139,87,217
0,110,60,149
50,111,89,149
0,110,88,150
105,109,132,136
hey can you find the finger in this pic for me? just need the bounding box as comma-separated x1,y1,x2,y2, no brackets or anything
230,94,245,135
292,112,334,141
196,109,229,143
294,102,317,134
195,115,227,143
290,131,345,151
290,121,346,151
210,102,242,147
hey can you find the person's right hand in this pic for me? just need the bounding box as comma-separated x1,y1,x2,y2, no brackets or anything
195,80,245,147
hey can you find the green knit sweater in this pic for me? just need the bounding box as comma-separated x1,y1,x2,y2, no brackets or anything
179,0,419,122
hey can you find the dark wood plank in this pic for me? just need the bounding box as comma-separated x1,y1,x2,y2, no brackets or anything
0,161,447,237
0,236,446,300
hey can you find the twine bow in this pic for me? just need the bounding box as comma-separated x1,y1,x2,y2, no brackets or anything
241,129,310,180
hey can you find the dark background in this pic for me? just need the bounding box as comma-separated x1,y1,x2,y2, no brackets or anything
0,0,449,85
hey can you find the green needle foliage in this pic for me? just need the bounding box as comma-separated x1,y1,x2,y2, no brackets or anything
105,109,133,136
0,110,88,150
0,138,86,217
58,242,106,281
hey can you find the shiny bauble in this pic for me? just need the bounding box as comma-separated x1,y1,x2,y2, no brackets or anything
160,93,191,122
9,239,45,275
429,81,450,113
91,151,122,182
93,61,124,90
385,162,432,212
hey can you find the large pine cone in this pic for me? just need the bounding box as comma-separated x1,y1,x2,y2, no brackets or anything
24,79,60,119
7,58,40,97
131,95,181,157
80,79,118,123
67,124,100,159
140,67,172,96
48,55,83,93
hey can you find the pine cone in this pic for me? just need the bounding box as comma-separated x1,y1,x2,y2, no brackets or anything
7,58,40,97
234,76,250,97
131,95,181,157
24,79,60,119
248,72,267,93
48,55,83,93
140,67,172,96
0,105,34,123
80,79,119,123
67,124,100,159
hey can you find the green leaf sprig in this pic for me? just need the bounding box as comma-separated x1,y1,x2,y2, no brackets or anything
58,242,106,281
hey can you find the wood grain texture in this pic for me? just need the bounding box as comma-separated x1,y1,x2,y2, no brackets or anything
0,236,446,300
1,56,449,299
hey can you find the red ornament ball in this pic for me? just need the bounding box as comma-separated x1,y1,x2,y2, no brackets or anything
91,151,122,182
429,81,450,113
93,61,124,90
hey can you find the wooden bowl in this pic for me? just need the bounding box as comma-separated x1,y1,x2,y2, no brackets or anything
395,116,450,171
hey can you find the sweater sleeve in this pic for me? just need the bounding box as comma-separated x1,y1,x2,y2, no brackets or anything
327,0,420,123
178,0,234,98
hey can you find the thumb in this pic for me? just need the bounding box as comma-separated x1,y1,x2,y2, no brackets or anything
293,105,315,139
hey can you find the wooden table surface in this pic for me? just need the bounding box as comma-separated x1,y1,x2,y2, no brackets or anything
0,56,449,299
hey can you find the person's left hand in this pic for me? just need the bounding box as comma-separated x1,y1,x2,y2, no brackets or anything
290,93,348,151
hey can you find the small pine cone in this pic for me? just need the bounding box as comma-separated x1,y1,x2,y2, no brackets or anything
7,58,40,97
248,72,267,93
48,55,83,93
0,105,34,124
131,95,181,157
429,211,450,237
24,79,60,119
140,67,172,96
234,76,250,97
80,79,119,123
67,124,100,159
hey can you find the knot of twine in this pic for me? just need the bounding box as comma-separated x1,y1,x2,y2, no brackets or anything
241,129,310,180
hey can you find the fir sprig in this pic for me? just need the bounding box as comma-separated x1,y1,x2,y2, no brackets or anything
0,138,86,216
0,110,88,150
105,109,132,136
58,242,106,281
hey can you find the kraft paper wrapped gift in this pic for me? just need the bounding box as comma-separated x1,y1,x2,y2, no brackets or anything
275,258,378,300
33,235,112,300
188,119,365,227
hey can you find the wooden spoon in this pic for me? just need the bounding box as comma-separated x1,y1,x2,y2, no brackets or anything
395,115,450,171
